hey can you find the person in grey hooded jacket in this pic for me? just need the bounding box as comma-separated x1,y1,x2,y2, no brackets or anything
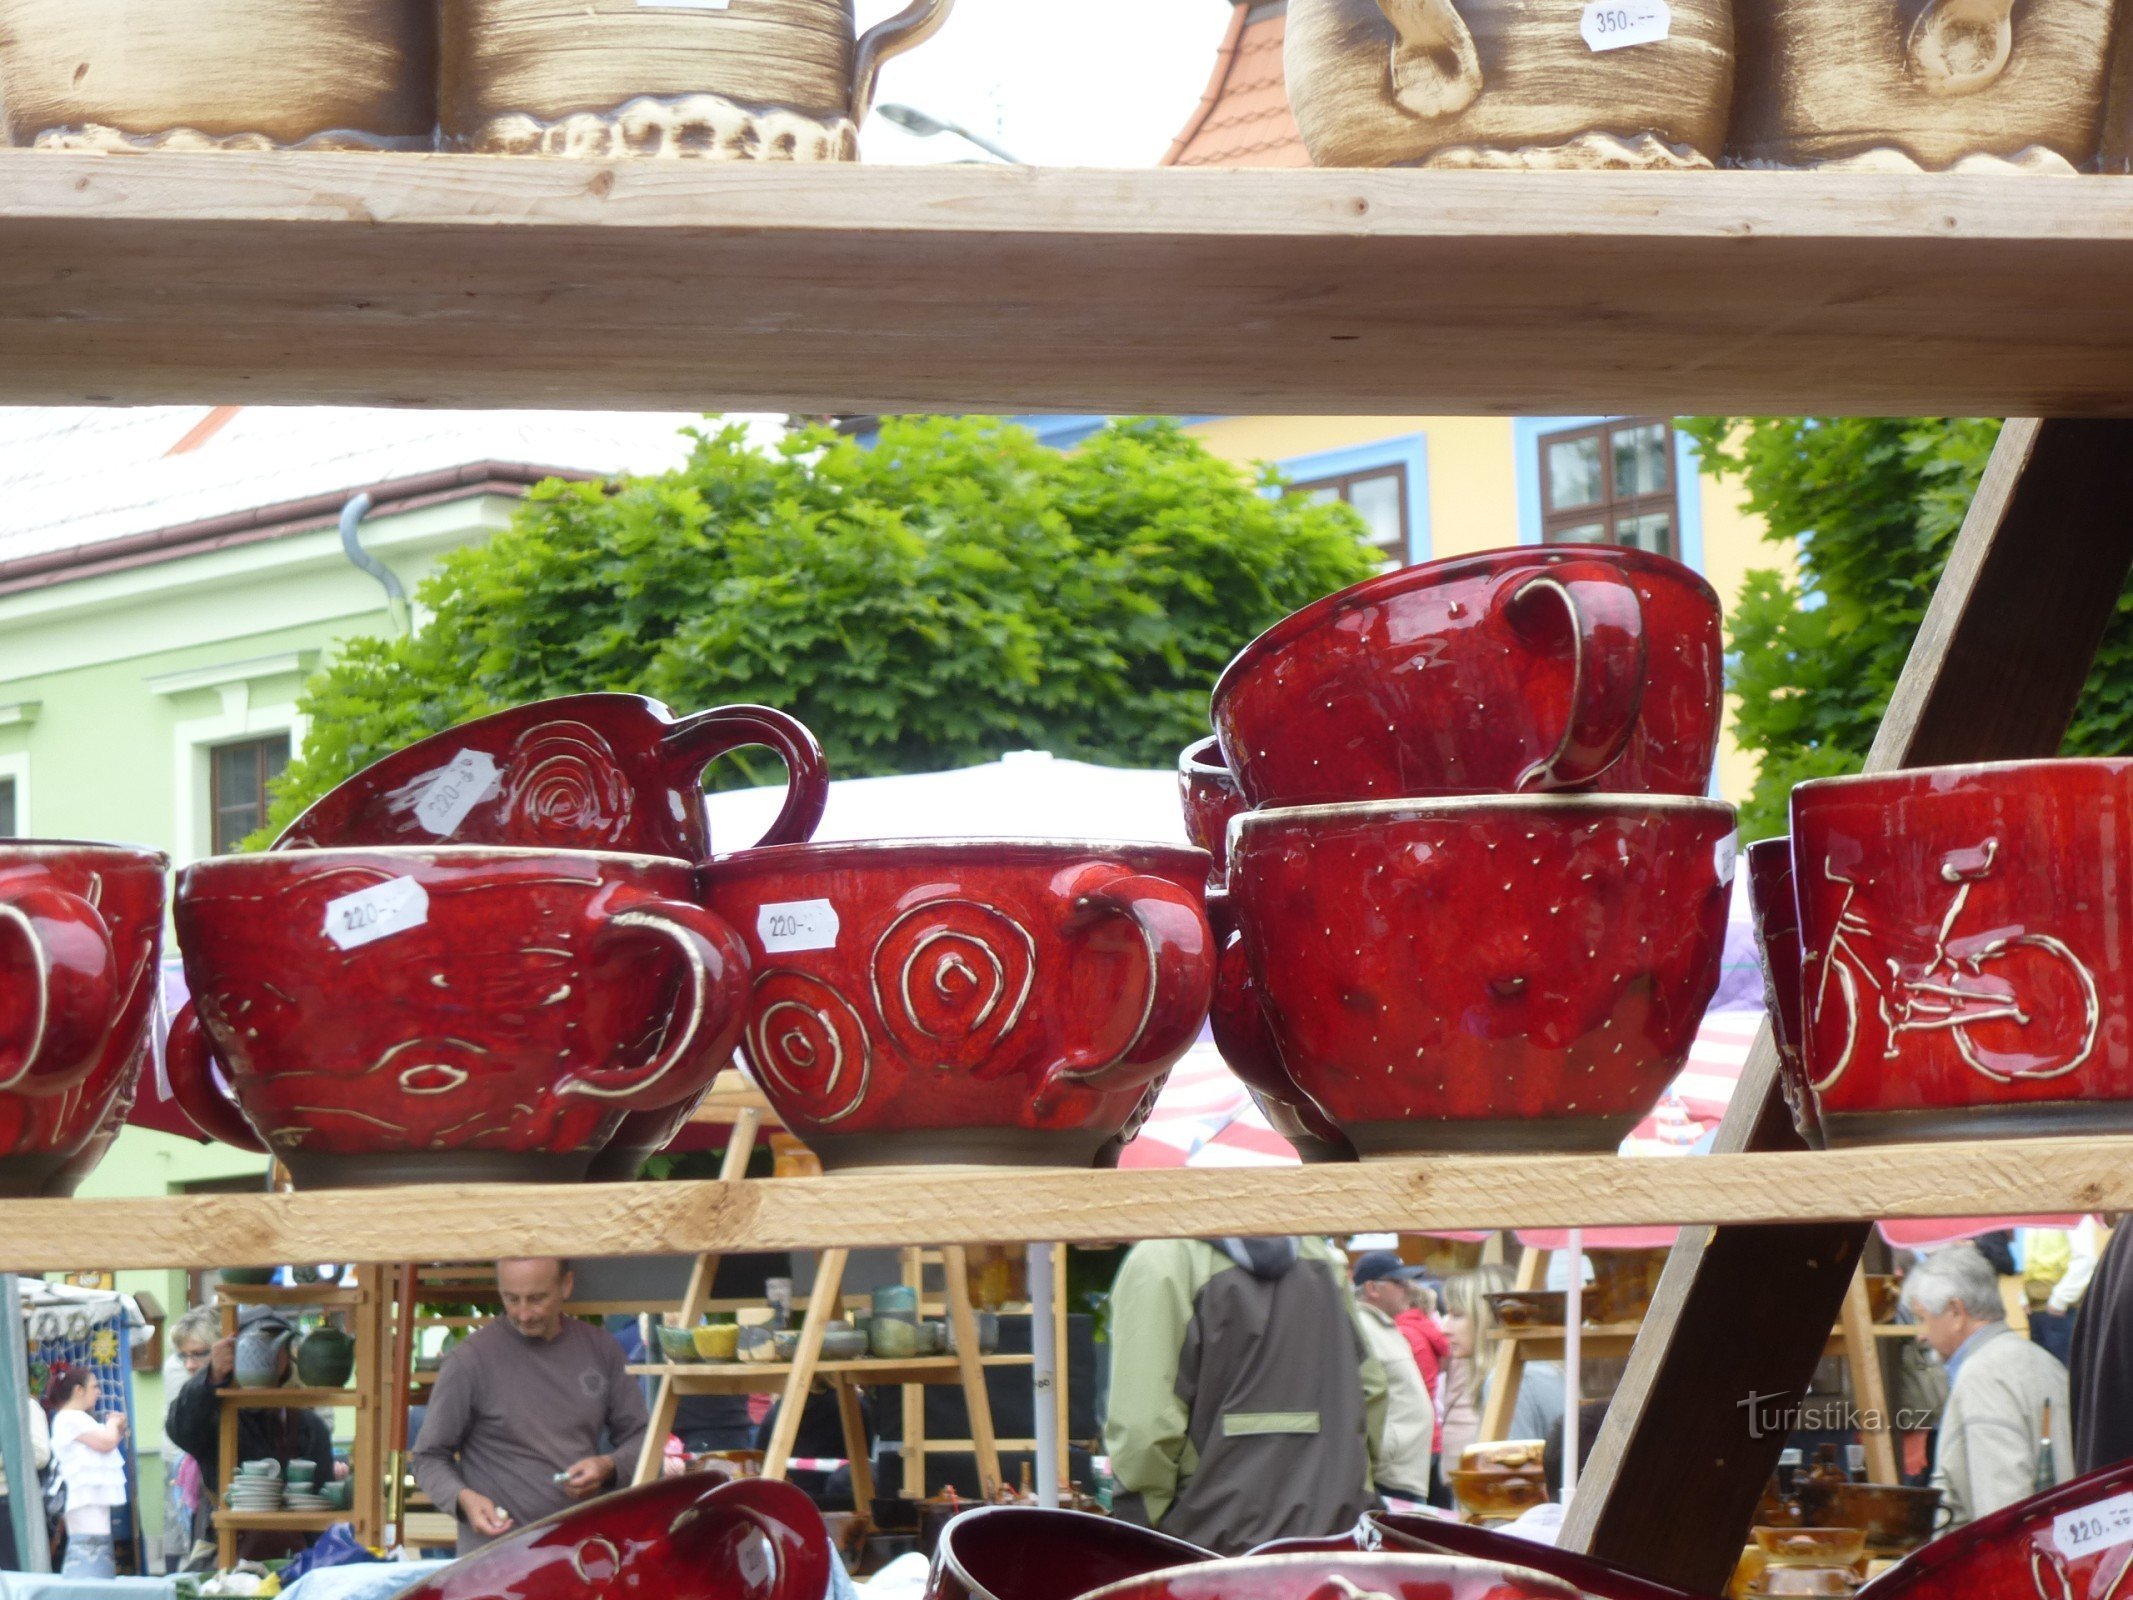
1104,1236,1388,1554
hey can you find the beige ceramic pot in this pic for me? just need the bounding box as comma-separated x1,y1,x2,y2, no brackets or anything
1285,0,1735,169
1729,0,2127,171
0,0,436,150
439,0,953,159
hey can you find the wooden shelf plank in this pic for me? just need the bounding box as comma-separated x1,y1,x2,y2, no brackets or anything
2,1135,2129,1269
217,1387,359,1407
622,1353,1033,1392
7,158,2133,415
213,1510,347,1529
213,1282,362,1307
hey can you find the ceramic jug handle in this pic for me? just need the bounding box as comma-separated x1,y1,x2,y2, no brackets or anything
562,896,751,1107
0,884,118,1096
661,705,830,853
165,1001,270,1153
1497,559,1649,792
851,0,956,125
1050,870,1214,1095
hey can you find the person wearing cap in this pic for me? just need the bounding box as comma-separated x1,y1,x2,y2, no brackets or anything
1349,1252,1437,1504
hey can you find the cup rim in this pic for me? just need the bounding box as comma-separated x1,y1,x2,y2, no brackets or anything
1210,543,1717,714
1074,1552,1577,1600
184,843,693,872
1177,735,1227,777
0,840,170,867
702,836,1212,873
1793,755,2133,800
1234,792,1736,833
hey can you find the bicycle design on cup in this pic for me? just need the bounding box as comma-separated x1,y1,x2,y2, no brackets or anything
1809,838,2099,1091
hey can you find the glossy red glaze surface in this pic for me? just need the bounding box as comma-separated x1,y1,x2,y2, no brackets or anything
1178,736,1245,880
1745,836,1823,1148
1857,1459,2133,1599
696,838,1215,1168
929,1506,1213,1600
1791,759,2133,1146
1368,1513,1707,1600
1212,546,1721,807
0,844,166,1197
276,693,828,859
170,847,749,1188
396,1474,833,1600
1077,1552,1584,1600
1215,796,1734,1155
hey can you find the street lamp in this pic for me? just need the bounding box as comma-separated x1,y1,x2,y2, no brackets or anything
875,102,1023,164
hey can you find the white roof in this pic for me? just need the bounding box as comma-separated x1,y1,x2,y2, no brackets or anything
0,406,713,569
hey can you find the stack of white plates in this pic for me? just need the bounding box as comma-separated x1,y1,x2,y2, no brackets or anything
283,1489,332,1512
225,1480,284,1513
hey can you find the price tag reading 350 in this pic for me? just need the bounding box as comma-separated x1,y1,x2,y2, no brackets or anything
1581,0,1671,50
2056,1492,2133,1562
323,876,432,952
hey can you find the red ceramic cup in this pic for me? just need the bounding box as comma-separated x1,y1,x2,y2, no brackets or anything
1854,1460,2133,1600
275,693,828,858
169,847,750,1188
1744,836,1824,1149
1366,1513,1705,1600
1178,736,1245,880
696,839,1216,1169
0,844,167,1196
1214,795,1735,1156
929,1506,1213,1600
1212,545,1721,807
1791,758,2133,1146
1077,1553,1583,1600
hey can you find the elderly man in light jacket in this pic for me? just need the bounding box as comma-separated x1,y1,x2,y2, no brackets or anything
1907,1243,2073,1526
1350,1252,1436,1504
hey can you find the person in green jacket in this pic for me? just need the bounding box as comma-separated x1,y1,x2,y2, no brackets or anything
1104,1236,1388,1554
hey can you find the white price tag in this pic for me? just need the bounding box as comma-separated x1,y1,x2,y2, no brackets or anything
323,876,431,952
1714,832,1739,886
2056,1492,2133,1562
1581,0,1671,50
735,1532,773,1589
411,749,500,838
758,899,839,954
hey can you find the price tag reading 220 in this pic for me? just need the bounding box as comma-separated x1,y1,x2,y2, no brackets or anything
323,875,432,952
2056,1492,2133,1562
1581,0,1671,50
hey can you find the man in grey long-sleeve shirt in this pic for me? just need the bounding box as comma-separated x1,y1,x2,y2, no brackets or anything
411,1258,649,1553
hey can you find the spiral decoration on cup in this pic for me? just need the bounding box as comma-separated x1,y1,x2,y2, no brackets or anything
745,970,873,1126
501,723,635,848
868,899,1037,1073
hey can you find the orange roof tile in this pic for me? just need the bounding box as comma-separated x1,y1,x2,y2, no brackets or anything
1165,2,1310,170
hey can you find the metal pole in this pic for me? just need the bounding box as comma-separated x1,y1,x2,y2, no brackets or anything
1027,1244,1060,1507
0,1277,50,1572
1563,1229,1583,1504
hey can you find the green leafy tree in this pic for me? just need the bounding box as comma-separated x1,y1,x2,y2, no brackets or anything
265,415,1377,836
1691,415,2133,841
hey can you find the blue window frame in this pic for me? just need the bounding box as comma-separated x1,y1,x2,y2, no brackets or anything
1513,417,1705,574
1276,434,1430,566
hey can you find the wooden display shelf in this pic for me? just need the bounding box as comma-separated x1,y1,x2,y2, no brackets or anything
212,1510,348,1532
7,158,2133,415
7,1134,2130,1270
625,1353,1032,1391
211,1282,363,1308
216,1386,361,1408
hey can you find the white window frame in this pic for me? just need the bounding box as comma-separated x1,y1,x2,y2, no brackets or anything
151,656,313,866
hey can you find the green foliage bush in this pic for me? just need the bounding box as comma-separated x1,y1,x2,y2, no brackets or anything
264,415,1377,837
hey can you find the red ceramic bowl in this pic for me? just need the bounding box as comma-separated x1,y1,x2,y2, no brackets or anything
1745,836,1823,1149
1791,759,2133,1145
1367,1513,1707,1600
275,693,828,858
1856,1460,2133,1599
0,843,167,1197
1212,545,1722,807
696,838,1215,1169
1178,736,1245,880
396,1474,832,1600
1214,795,1735,1155
1077,1552,1584,1600
169,847,750,1188
929,1506,1213,1600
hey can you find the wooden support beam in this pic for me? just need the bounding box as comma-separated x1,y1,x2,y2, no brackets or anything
1563,418,2133,1591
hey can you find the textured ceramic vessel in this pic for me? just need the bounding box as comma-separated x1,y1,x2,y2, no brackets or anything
1212,546,1723,808
1745,835,1824,1148
277,694,827,861
1079,1553,1582,1600
1856,1461,2133,1598
698,838,1215,1168
1177,736,1245,882
1729,0,2127,171
1365,1513,1706,1600
928,1507,1213,1600
1285,0,1735,169
169,846,750,1187
294,1326,357,1388
439,0,953,158
0,843,166,1198
1214,795,1734,1155
0,0,436,149
1791,759,2133,1146
233,1324,293,1389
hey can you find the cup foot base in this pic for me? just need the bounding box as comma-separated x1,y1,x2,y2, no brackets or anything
281,1148,598,1189
1821,1103,2133,1146
805,1128,1112,1171
1342,1115,1636,1157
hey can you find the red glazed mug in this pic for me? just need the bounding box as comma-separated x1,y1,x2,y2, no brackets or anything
0,843,167,1197
275,693,828,858
1211,545,1721,806
1744,836,1823,1149
695,839,1216,1169
169,846,750,1188
1178,736,1245,880
1077,1553,1583,1600
929,1506,1213,1600
1213,795,1735,1156
1791,758,2133,1146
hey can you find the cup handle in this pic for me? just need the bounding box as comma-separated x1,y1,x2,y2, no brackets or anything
560,895,751,1107
1047,870,1214,1096
851,0,955,126
0,885,118,1096
1496,559,1649,792
661,705,830,852
1375,0,1483,119
165,1002,270,1153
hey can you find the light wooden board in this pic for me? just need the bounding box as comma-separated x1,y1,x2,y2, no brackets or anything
4,1136,2132,1270
8,159,2133,414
